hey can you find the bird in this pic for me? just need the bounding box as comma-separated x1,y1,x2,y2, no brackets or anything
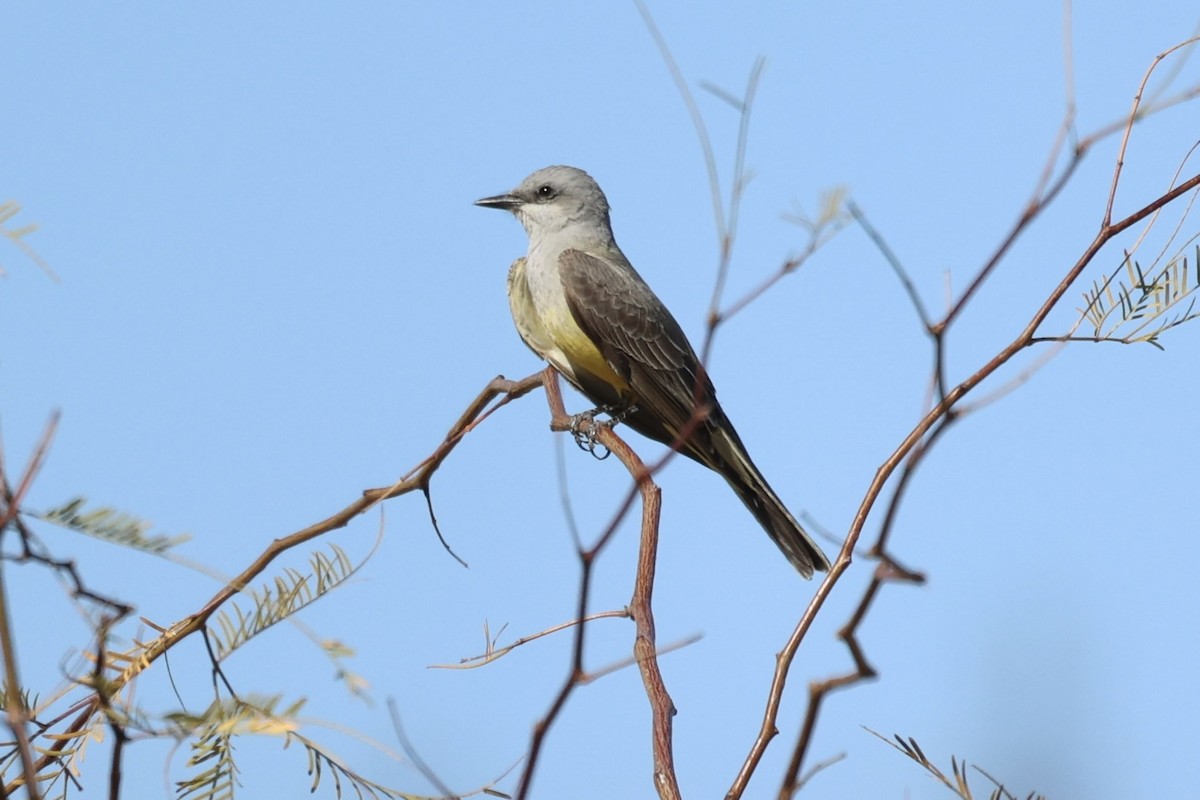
475,165,829,577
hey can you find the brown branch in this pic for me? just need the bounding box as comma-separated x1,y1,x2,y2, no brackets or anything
939,134,1082,336
713,219,844,328
623,436,677,798
775,418,950,800
516,373,681,800
728,36,1200,798
945,35,1200,334
724,165,1192,799
2,370,547,795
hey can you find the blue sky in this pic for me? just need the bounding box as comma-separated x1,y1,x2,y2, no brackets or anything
3,3,1199,799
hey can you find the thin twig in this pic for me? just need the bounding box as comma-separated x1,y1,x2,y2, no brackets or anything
0,411,59,530
848,202,932,330
387,699,455,798
707,59,765,319
580,634,702,685
1103,39,1200,227
431,610,630,670
634,0,725,244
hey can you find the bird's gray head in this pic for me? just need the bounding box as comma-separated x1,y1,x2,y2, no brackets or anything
475,165,614,243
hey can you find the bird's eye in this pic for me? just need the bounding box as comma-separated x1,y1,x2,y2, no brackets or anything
537,184,556,199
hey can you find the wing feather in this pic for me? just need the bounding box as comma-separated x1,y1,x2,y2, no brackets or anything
557,248,716,443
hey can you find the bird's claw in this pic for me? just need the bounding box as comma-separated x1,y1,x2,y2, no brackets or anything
570,410,610,460
569,404,637,460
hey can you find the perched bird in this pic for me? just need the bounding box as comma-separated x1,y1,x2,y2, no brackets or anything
476,165,829,577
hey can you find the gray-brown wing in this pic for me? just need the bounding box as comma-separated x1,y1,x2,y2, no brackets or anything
557,248,716,442
558,251,826,576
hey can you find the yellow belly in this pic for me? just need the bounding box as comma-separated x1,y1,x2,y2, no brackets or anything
507,256,630,394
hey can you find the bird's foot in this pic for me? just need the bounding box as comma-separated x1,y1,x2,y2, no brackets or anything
569,404,636,460
570,408,611,460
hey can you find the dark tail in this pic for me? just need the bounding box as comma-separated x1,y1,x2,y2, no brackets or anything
705,414,830,578
622,398,830,577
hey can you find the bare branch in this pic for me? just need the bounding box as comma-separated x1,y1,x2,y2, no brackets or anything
516,382,681,800
730,34,1200,798
3,371,547,795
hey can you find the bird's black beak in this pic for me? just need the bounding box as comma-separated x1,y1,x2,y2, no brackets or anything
474,192,521,211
